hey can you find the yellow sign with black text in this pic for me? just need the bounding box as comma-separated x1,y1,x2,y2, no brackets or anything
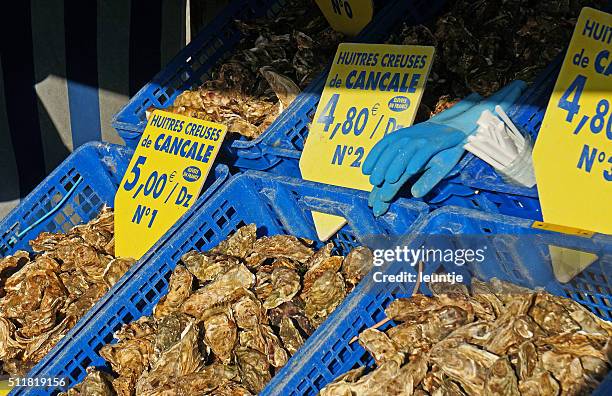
300,43,434,240
315,0,373,37
533,7,611,234
115,110,227,259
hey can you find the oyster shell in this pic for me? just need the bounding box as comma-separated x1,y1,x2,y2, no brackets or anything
303,270,346,327
278,316,304,355
202,309,237,364
358,328,405,366
341,246,373,286
176,364,240,395
135,320,204,394
386,0,607,122
325,277,612,395
0,209,133,376
154,265,193,318
181,264,255,319
262,267,301,309
251,235,313,263
431,341,499,394
165,0,343,139
62,229,369,394
180,252,241,283
235,346,271,394
211,224,257,259
303,256,343,294
484,357,520,395
232,291,265,330
58,367,115,396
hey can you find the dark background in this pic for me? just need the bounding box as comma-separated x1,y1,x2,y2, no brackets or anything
0,0,230,218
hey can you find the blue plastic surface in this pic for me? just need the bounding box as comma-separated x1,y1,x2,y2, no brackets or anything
0,143,131,256
263,206,612,395
12,170,430,395
0,143,229,256
0,142,229,392
112,0,447,156
457,56,563,198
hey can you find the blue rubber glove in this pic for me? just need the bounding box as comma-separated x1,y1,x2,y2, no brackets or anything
363,80,527,216
368,144,466,216
362,92,482,187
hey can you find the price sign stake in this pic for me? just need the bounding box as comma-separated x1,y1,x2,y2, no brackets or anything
533,7,611,234
114,110,227,259
300,43,434,240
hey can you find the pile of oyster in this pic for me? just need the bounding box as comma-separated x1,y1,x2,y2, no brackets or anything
0,208,134,376
321,278,612,395
165,0,343,139
388,0,608,120
63,224,373,395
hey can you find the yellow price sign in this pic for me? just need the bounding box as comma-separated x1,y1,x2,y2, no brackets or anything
114,110,227,259
0,379,9,395
315,0,373,36
533,7,612,234
300,43,434,240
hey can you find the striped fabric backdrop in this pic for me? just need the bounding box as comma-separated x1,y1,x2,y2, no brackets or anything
0,0,191,218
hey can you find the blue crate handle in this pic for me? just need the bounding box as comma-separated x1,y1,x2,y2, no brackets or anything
7,176,84,247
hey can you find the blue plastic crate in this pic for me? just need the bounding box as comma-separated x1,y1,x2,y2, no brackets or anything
0,143,132,255
0,142,229,255
263,206,612,395
111,0,447,154
0,142,229,390
11,170,430,396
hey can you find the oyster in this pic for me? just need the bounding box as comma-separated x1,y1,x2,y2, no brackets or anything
484,357,520,395
340,246,373,286
165,0,343,139
251,235,313,263
529,291,581,334
325,361,404,395
99,334,154,379
0,208,134,376
387,0,608,122
259,66,301,108
269,300,315,336
176,364,240,395
303,270,346,327
518,369,560,396
135,321,204,394
383,355,429,394
388,305,471,354
235,347,271,394
154,313,191,358
318,367,366,396
324,277,612,395
211,224,257,259
154,265,193,318
278,316,304,355
262,267,301,309
232,291,265,330
64,229,366,394
358,328,404,366
202,309,237,364
303,256,343,294
58,367,114,396
0,250,29,296
181,264,255,319
430,341,499,394
180,252,240,283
